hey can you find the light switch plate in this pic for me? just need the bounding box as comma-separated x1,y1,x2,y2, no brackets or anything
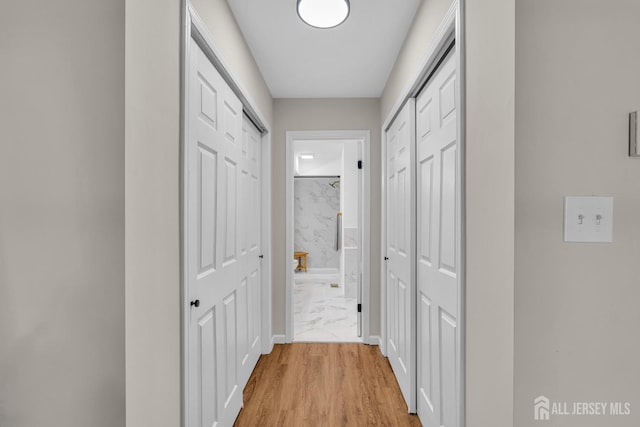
564,196,614,243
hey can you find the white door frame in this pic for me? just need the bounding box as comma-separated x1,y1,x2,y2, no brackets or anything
181,3,273,426
285,130,371,343
380,0,465,424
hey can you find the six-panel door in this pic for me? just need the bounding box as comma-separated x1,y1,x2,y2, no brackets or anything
416,49,459,427
237,116,262,388
186,39,261,427
385,99,417,413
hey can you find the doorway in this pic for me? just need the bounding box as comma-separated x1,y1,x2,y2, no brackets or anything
285,131,371,343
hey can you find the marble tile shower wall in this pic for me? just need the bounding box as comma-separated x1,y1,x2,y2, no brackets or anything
343,227,359,298
294,178,340,269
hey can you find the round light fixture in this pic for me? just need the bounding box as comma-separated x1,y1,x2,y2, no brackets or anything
297,0,350,29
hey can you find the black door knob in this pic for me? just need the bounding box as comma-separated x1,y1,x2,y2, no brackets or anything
190,299,200,308
258,254,264,259
384,257,389,261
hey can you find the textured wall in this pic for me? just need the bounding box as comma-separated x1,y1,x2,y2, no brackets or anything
294,178,341,269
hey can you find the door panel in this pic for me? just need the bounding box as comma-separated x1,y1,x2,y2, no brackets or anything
419,157,433,264
439,309,457,427
249,269,260,348
198,309,217,427
240,170,249,256
223,158,237,265
398,278,408,373
416,48,459,427
439,142,457,273
385,99,416,412
237,276,249,370
198,144,217,274
387,271,397,353
222,292,238,406
419,295,433,412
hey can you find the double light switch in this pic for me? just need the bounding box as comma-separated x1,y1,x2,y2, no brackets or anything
563,196,614,243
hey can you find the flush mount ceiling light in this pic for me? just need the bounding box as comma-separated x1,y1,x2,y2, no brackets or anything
297,0,350,29
299,153,315,159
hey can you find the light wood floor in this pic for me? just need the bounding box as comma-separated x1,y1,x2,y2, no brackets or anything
234,343,421,426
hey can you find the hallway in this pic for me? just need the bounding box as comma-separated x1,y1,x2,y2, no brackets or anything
234,343,421,427
4,1,640,426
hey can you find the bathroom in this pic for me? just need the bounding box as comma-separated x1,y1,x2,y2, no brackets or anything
292,139,363,342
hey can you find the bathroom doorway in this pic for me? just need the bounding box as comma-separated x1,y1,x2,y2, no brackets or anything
285,131,370,343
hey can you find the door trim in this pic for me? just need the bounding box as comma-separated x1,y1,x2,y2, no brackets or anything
285,130,371,344
380,0,465,424
181,3,273,426
455,4,466,426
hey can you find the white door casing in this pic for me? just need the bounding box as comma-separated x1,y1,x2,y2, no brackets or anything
416,49,459,427
385,99,417,412
186,39,245,427
284,130,371,344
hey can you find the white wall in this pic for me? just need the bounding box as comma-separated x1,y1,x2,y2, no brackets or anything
466,1,516,425
515,1,640,425
0,1,125,426
125,0,181,425
273,98,381,336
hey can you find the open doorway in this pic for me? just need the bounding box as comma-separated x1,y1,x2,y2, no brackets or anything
285,131,371,343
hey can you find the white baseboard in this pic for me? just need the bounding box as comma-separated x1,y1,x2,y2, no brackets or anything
271,334,286,346
298,268,339,274
367,335,381,346
272,334,377,347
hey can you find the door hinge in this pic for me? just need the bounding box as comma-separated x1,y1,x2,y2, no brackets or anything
357,303,362,313
357,160,362,170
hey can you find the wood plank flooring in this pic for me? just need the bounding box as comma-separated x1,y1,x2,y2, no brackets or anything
234,343,421,426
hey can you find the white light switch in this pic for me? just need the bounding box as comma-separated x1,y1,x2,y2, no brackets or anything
564,196,614,243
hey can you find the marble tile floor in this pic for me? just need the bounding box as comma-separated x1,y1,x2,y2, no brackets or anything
293,276,360,343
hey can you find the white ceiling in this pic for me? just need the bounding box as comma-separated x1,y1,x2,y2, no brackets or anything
226,0,421,98
294,140,351,176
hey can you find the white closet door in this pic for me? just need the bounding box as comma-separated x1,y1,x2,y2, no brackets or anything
237,116,262,387
416,49,459,427
385,99,416,413
186,39,243,427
